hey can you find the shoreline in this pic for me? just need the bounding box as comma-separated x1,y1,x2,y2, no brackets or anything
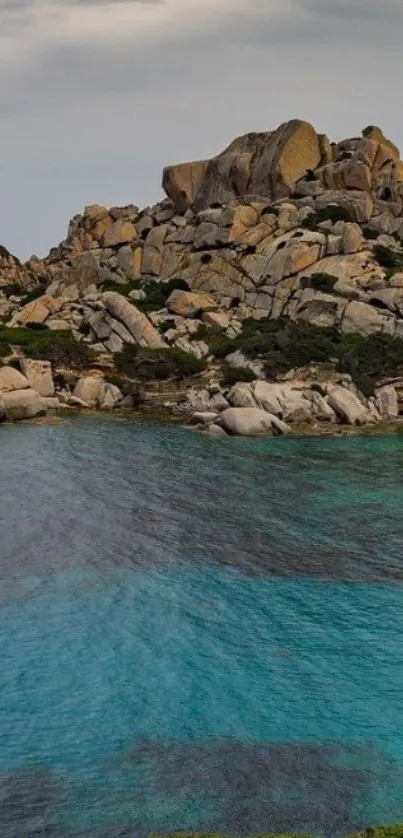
17,405,403,439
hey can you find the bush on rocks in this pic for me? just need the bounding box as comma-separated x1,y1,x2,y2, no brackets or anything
221,363,257,387
101,276,189,312
373,244,403,270
302,204,353,230
300,273,338,293
115,345,207,380
0,327,94,368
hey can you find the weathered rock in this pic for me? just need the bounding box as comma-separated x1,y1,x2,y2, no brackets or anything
191,120,323,211
10,295,62,326
362,126,400,161
376,385,399,420
189,411,218,425
0,366,30,392
202,310,231,330
2,388,45,420
102,221,137,248
206,423,228,438
252,381,283,415
162,160,210,212
227,383,258,409
102,292,166,348
327,386,369,425
99,382,122,409
342,301,395,335
73,376,103,407
219,407,290,436
166,290,217,318
317,160,372,192
19,359,54,397
186,388,211,412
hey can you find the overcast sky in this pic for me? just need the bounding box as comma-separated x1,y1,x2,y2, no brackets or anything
0,0,401,259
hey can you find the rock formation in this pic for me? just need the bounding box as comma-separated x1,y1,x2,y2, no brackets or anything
2,118,403,432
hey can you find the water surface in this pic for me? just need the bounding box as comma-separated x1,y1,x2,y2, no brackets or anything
1,418,403,836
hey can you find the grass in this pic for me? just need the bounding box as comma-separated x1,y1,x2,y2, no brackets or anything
115,345,207,380
0,327,94,368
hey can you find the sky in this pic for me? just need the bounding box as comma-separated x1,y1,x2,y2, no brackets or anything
0,0,402,259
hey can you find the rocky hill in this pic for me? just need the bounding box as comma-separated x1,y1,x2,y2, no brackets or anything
2,118,403,433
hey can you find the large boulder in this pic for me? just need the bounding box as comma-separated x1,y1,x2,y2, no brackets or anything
19,359,54,397
218,407,290,436
362,126,400,161
10,295,62,326
166,290,218,318
1,388,45,420
162,161,209,213
102,220,137,248
342,301,395,336
164,120,323,211
102,292,166,348
0,366,30,392
72,376,103,407
327,386,369,425
376,385,399,420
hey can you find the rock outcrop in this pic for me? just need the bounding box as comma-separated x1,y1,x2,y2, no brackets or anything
2,118,403,430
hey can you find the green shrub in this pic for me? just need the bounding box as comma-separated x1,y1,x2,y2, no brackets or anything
363,226,380,240
337,331,403,395
101,276,189,312
21,283,48,304
221,363,257,387
25,321,49,331
302,204,353,230
1,283,22,297
300,273,338,293
373,244,403,270
0,327,93,368
115,345,206,380
159,319,176,334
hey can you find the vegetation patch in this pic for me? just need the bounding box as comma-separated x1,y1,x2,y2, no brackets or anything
302,204,353,230
100,276,189,312
221,363,257,387
199,314,403,395
300,273,338,293
115,345,207,380
362,226,380,240
373,244,403,270
0,327,93,368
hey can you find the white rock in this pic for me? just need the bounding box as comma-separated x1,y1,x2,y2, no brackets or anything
227,383,257,409
206,423,228,438
327,386,369,425
376,385,399,420
2,388,45,421
219,407,290,436
0,366,30,392
20,359,54,397
73,376,103,407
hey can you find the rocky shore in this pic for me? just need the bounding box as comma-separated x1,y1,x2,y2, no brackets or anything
2,118,403,436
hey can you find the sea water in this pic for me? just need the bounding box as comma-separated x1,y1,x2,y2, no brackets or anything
1,417,403,837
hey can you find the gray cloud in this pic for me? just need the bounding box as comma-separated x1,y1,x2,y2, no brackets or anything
0,0,402,258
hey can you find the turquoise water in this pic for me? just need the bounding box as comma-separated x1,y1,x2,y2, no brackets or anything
1,419,403,836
